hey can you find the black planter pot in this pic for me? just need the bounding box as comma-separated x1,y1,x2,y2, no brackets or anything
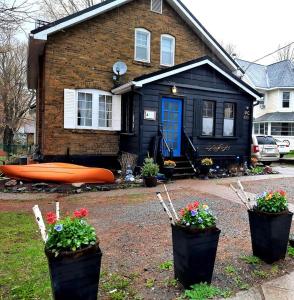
46,244,102,300
200,165,211,179
248,209,293,264
171,225,221,289
143,176,157,187
163,167,175,181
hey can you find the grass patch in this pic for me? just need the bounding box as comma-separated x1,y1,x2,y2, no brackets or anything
270,265,279,275
159,260,173,271
288,246,294,257
145,278,155,288
0,212,51,300
252,270,268,279
183,283,232,300
240,255,261,265
224,265,237,275
285,151,294,158
162,278,178,288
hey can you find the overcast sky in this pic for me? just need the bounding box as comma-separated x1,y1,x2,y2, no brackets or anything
182,0,294,64
21,0,294,65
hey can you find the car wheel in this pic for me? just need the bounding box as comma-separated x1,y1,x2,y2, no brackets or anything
280,154,284,158
262,162,272,166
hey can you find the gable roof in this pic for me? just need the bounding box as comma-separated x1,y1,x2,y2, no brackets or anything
30,0,241,73
111,56,262,99
236,58,294,89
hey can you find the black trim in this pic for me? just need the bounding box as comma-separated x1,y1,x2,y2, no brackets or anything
133,56,262,98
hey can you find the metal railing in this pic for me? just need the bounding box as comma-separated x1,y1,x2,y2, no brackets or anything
182,129,198,172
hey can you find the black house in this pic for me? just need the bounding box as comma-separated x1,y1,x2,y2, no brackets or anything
114,56,262,175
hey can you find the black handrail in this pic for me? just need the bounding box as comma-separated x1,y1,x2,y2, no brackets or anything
159,128,173,158
182,129,198,171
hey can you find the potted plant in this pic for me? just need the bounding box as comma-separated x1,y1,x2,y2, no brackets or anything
44,207,102,300
141,157,159,187
248,190,293,263
200,158,213,179
172,201,220,289
251,157,258,167
163,160,176,181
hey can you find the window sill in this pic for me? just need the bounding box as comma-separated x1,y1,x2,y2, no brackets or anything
160,64,174,69
120,132,136,136
197,136,238,140
64,128,120,134
133,60,153,67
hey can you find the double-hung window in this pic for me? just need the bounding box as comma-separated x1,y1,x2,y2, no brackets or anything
282,91,290,108
160,34,175,66
98,95,112,128
135,28,151,63
202,101,215,136
77,92,92,127
223,103,235,136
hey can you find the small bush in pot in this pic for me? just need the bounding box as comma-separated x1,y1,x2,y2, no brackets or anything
45,208,102,300
172,201,220,289
248,190,293,263
141,157,159,187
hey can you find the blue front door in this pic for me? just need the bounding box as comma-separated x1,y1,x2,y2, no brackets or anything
161,97,182,157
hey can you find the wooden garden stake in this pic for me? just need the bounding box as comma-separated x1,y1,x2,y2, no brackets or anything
156,192,175,225
237,180,251,206
32,205,47,242
56,201,60,220
230,184,251,210
164,184,179,220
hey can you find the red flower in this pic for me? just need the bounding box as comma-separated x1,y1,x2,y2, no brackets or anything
187,203,194,211
180,208,185,216
73,210,82,218
80,208,88,217
279,190,286,197
193,201,199,208
46,212,57,224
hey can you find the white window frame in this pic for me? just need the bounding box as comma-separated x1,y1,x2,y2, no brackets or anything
160,34,175,67
134,28,151,63
74,89,119,131
150,0,162,14
223,102,235,137
282,91,291,109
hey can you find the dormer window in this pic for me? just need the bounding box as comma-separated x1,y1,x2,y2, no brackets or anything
160,34,175,67
135,28,151,63
151,0,162,14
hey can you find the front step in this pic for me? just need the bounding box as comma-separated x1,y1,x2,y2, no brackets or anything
166,156,196,179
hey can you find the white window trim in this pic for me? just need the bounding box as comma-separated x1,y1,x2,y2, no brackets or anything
150,0,162,14
134,28,151,63
75,89,118,131
281,90,291,109
160,34,175,67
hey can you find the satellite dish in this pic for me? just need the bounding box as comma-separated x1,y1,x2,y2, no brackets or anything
113,61,127,76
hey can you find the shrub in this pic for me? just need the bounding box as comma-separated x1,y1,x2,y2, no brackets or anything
254,190,288,213
141,157,159,177
164,160,176,168
200,158,213,166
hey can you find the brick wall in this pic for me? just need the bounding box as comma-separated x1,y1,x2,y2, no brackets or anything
40,0,217,156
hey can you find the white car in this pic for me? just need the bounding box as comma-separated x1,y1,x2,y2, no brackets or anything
275,139,290,158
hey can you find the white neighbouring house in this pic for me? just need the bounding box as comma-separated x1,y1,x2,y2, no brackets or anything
236,59,294,150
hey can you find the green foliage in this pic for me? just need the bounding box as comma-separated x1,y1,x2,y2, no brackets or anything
159,260,173,270
200,158,213,166
141,157,159,177
240,255,261,265
224,265,237,275
252,270,268,278
270,265,279,275
249,166,264,175
178,202,216,230
184,283,228,300
163,278,178,287
45,216,96,256
255,190,288,213
145,278,155,288
0,212,51,300
288,246,294,257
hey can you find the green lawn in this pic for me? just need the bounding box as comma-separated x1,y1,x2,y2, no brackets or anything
285,151,294,158
0,212,51,300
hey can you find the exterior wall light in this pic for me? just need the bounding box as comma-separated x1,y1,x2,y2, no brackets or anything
171,85,177,94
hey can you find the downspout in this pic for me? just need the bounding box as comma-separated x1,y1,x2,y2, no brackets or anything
132,87,144,165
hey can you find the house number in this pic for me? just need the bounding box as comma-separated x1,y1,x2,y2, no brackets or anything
205,144,231,152
144,110,157,120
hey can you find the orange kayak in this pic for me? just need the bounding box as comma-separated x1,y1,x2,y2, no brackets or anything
0,163,115,184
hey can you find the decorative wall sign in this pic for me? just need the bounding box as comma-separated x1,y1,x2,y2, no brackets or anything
205,144,231,152
144,110,157,120
243,106,251,120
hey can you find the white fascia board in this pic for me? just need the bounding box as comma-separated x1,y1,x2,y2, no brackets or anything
168,0,238,72
33,0,132,40
111,81,136,94
255,86,294,91
133,59,260,99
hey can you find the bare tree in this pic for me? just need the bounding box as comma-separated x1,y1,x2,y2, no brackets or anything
39,0,98,21
220,41,239,58
0,30,35,151
0,0,35,30
275,43,294,62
